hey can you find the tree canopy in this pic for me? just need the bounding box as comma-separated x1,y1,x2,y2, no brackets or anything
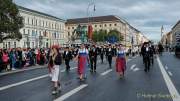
92,29,123,43
0,0,24,42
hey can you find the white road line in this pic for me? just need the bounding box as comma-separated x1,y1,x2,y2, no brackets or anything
130,64,136,70
133,68,140,72
157,57,180,101
165,65,168,70
54,84,88,101
0,67,78,91
101,69,112,76
0,74,49,91
0,66,46,76
60,67,77,72
128,59,132,62
168,71,173,76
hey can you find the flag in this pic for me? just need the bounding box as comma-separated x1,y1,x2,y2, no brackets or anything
93,5,96,11
161,25,164,37
88,24,93,40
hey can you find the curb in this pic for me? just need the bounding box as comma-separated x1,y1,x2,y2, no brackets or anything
0,65,47,76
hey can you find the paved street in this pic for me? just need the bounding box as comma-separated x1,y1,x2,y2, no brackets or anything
0,52,180,101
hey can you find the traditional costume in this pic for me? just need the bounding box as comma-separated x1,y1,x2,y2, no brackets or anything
116,50,126,75
78,48,89,78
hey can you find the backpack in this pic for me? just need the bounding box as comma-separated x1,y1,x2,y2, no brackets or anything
2,53,9,63
54,53,62,65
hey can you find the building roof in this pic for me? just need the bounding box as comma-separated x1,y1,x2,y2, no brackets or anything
18,6,65,22
66,15,125,24
172,20,180,30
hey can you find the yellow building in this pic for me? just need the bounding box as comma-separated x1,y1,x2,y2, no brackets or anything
66,15,133,45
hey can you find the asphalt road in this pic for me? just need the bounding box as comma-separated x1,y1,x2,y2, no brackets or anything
0,52,179,101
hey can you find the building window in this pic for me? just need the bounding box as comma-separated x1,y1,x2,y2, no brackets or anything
109,24,112,27
8,42,10,48
32,19,33,25
28,18,29,24
36,20,37,26
14,42,16,48
72,27,74,29
100,25,102,27
95,25,97,27
39,31,41,36
43,21,44,27
114,23,117,26
68,27,70,30
46,21,48,27
28,29,30,35
23,29,25,34
104,24,107,27
32,42,34,48
68,32,70,36
52,24,54,29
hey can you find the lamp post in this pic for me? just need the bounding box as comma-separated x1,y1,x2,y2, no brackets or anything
87,1,95,42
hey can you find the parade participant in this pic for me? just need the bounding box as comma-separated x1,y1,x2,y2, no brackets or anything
10,49,17,70
74,44,89,81
0,49,4,72
115,45,126,78
106,44,113,68
141,42,151,72
99,46,105,63
89,45,98,73
2,49,9,71
63,47,72,72
48,45,62,94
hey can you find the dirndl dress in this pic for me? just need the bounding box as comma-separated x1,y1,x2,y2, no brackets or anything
78,49,88,76
116,50,126,74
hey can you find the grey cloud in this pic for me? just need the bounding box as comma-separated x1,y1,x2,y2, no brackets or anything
14,0,180,41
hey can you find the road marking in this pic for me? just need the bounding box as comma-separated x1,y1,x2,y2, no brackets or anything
101,69,112,76
0,66,78,91
133,68,140,72
0,74,49,91
130,64,136,70
165,65,168,70
168,71,173,76
157,57,180,101
54,84,88,101
60,67,77,72
0,65,46,76
128,59,132,62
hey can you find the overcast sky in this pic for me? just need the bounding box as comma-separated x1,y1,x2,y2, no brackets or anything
14,0,180,42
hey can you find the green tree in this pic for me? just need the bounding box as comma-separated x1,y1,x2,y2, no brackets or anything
0,0,24,42
92,30,98,42
107,29,124,42
92,29,107,42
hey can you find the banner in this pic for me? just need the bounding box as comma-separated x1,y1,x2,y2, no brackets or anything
88,24,93,40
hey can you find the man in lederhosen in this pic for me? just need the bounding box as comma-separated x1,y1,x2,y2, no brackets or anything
99,46,105,64
89,45,98,72
63,47,72,72
106,44,113,68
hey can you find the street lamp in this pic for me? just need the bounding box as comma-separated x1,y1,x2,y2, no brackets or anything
87,1,95,42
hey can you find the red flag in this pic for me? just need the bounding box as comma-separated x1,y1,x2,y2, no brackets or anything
88,24,93,40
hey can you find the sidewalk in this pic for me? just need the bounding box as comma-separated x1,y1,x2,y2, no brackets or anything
0,65,47,76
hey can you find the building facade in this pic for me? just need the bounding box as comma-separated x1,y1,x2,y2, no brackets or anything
65,15,145,48
171,20,180,46
1,6,66,49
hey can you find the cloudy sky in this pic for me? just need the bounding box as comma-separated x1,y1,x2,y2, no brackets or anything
14,0,180,42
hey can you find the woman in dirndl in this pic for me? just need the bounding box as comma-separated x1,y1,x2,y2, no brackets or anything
48,45,61,94
116,44,126,78
74,44,89,81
